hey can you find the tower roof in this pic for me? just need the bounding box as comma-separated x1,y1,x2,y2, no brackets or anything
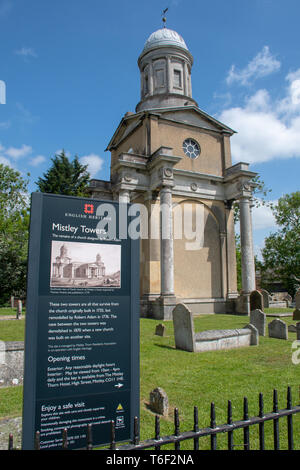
142,28,189,54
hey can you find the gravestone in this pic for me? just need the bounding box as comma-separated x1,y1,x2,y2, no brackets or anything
260,289,270,309
250,290,264,312
149,387,169,416
268,319,288,340
296,322,300,341
295,289,300,310
155,324,166,337
172,303,195,352
284,293,292,306
293,309,300,321
288,324,297,333
250,309,266,336
16,301,22,319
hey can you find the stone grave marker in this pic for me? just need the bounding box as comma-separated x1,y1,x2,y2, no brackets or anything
16,301,22,319
288,324,297,333
172,303,195,352
155,324,166,337
293,309,300,321
260,289,270,309
149,387,169,416
296,322,300,341
250,290,264,312
284,293,292,306
250,309,266,336
268,319,288,340
295,289,300,310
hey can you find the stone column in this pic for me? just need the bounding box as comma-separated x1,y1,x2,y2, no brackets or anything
152,184,176,320
239,196,256,294
166,56,171,93
118,190,130,204
219,231,228,300
183,61,188,96
249,197,256,289
149,61,154,95
160,185,174,296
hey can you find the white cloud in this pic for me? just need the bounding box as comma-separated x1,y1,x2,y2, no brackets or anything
219,69,300,163
226,46,281,86
0,155,11,167
15,47,38,59
30,155,46,166
5,144,32,159
80,154,104,177
252,201,278,230
0,120,10,129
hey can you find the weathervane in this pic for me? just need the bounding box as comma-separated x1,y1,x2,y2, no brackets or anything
162,8,168,28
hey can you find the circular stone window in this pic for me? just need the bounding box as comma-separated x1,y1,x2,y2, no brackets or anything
182,138,200,159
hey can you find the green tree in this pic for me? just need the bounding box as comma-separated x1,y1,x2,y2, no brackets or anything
36,150,90,196
260,191,300,295
0,164,30,304
233,175,273,224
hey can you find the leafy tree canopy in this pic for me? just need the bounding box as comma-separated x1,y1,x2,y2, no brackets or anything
0,164,30,304
260,191,300,295
233,175,273,224
36,150,90,196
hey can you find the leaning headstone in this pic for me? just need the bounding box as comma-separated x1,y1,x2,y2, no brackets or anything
155,324,166,337
288,324,297,333
149,387,169,416
295,289,300,310
16,300,22,319
250,290,264,312
250,309,266,336
296,322,300,341
260,289,270,309
293,309,300,321
268,319,288,340
172,303,195,352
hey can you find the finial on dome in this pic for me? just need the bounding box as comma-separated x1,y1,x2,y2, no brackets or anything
162,7,168,28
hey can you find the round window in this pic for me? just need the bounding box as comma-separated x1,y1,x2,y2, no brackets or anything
182,138,200,159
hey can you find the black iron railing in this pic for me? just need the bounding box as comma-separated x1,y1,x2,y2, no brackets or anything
7,386,300,450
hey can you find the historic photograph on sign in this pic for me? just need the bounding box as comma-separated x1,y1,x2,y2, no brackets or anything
50,241,121,288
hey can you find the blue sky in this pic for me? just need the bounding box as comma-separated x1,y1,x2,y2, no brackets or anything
0,0,299,258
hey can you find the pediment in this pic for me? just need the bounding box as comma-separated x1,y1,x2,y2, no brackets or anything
106,115,143,150
158,107,236,134
106,106,235,151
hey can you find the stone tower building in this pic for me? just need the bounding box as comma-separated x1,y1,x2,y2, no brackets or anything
89,27,257,319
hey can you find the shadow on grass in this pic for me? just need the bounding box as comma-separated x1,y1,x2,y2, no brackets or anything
154,344,176,350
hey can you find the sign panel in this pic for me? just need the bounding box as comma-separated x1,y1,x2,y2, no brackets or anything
22,193,140,450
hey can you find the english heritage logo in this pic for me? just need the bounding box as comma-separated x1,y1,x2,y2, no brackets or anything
84,203,94,214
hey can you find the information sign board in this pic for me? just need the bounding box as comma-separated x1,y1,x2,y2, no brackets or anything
22,193,140,450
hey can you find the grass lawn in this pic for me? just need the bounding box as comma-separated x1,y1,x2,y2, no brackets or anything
0,308,299,450
0,307,26,317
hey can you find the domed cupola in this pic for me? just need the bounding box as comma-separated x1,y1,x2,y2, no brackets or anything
136,27,198,112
